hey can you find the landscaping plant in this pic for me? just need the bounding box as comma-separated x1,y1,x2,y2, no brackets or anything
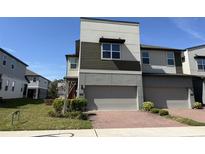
150,108,160,114
159,109,169,116
193,102,203,109
143,101,154,111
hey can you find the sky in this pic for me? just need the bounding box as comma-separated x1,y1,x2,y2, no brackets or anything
0,17,205,81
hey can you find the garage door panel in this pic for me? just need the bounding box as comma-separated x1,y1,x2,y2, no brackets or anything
85,86,137,110
144,87,188,109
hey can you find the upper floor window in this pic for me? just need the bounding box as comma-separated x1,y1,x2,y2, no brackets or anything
33,77,36,82
197,59,205,71
101,43,121,60
167,52,175,66
11,60,15,70
70,58,77,69
142,52,150,64
3,55,7,66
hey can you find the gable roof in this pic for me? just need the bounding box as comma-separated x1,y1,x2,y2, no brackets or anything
26,69,50,82
140,44,184,51
0,48,28,66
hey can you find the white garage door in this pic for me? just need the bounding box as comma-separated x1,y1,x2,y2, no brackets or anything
85,86,137,110
144,87,189,109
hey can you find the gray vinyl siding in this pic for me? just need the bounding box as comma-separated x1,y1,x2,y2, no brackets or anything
174,52,183,74
38,88,48,99
80,42,141,71
0,50,27,81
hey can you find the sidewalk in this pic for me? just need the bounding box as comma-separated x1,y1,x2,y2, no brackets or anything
1,126,205,137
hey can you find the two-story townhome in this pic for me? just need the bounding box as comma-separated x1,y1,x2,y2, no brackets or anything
66,17,143,110
0,48,28,99
141,44,195,109
25,69,50,99
182,45,205,105
65,17,196,110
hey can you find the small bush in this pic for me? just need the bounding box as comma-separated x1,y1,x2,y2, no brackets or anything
69,97,88,111
150,108,160,114
143,101,154,111
53,99,64,113
64,111,87,120
193,102,203,109
159,109,169,116
48,110,56,117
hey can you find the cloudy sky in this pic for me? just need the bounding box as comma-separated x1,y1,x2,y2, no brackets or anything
0,17,205,80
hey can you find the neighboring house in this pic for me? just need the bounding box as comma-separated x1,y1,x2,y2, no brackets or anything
182,45,205,105
0,48,28,99
57,80,65,98
25,69,50,99
141,44,194,109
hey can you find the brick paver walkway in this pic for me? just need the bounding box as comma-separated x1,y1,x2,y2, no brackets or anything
89,111,185,128
168,109,205,123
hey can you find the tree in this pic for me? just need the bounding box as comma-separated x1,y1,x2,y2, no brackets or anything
47,80,58,99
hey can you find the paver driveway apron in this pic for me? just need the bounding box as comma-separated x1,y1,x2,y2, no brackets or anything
89,111,185,128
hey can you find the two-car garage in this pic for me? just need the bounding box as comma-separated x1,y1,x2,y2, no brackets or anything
143,75,194,109
85,86,138,110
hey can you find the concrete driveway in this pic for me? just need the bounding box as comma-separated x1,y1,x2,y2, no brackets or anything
168,109,205,123
89,111,185,128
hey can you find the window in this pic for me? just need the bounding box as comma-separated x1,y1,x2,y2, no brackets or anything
101,43,120,60
70,58,78,69
11,81,15,92
11,60,15,70
33,77,36,82
0,75,2,90
142,52,150,64
5,80,9,91
167,52,175,66
197,59,205,71
3,55,6,66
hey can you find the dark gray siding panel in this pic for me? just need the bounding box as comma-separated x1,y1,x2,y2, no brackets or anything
174,52,183,74
38,88,48,99
192,77,203,103
80,42,141,71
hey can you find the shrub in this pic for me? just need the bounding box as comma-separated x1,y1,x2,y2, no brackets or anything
69,97,88,111
159,109,169,116
150,108,160,114
48,110,56,117
143,101,154,111
193,102,203,109
53,99,64,113
64,111,87,120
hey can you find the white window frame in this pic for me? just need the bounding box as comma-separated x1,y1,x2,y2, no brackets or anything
101,43,121,60
70,58,78,69
11,81,15,92
197,59,205,71
142,51,150,64
167,51,175,66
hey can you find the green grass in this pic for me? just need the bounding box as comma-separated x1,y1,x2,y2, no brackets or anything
0,98,92,131
166,115,205,126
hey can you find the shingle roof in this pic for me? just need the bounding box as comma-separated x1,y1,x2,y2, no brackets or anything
26,69,50,82
186,44,205,50
0,48,28,66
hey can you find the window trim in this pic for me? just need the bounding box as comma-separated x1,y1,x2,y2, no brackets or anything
142,51,150,65
167,51,175,66
2,55,7,66
70,58,78,69
101,43,121,60
197,58,205,71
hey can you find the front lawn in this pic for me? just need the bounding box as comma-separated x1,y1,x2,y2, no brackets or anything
0,99,92,131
